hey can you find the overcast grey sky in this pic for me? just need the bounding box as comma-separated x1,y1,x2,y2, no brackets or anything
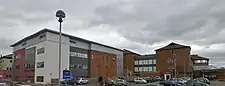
0,0,225,67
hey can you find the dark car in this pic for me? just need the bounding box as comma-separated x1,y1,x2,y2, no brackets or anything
144,77,155,83
193,82,210,86
145,82,162,86
154,76,162,81
64,80,77,85
159,80,183,86
194,78,210,85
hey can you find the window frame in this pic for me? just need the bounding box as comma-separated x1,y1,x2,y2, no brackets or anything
148,67,153,71
134,61,139,65
152,59,156,64
37,47,45,55
139,67,143,72
36,76,44,82
139,60,143,65
134,67,138,72
37,61,44,68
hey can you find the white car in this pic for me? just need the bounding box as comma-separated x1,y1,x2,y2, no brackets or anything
134,77,147,84
75,78,88,85
0,83,8,86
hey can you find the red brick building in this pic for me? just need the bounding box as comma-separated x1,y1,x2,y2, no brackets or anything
13,48,35,82
155,42,193,79
0,54,12,80
123,49,140,76
89,50,117,77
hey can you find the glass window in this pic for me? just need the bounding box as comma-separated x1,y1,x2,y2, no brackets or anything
22,42,26,46
144,67,148,72
149,67,153,71
201,60,207,63
139,60,143,65
149,60,152,64
37,47,45,54
82,65,88,69
139,67,143,72
134,61,139,65
153,66,156,71
152,59,156,64
135,67,138,72
195,60,201,63
37,62,44,68
16,55,20,59
36,76,44,82
143,60,147,64
39,34,46,40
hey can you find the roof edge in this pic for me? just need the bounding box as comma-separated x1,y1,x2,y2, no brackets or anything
155,46,191,51
10,28,123,52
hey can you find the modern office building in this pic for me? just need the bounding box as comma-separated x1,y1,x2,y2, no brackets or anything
134,54,156,72
11,29,124,84
0,54,12,80
133,54,160,77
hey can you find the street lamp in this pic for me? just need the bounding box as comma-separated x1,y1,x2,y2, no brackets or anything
56,10,66,86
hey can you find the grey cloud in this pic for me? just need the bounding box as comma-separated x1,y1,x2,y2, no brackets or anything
0,38,13,54
1,0,225,67
92,0,225,45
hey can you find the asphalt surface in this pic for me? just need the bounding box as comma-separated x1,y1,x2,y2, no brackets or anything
77,83,145,86
77,81,225,86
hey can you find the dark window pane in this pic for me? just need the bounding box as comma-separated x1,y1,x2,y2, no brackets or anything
37,62,44,68
37,48,45,54
36,76,44,82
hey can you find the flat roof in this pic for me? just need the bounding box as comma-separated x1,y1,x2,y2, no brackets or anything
191,55,209,60
10,28,123,51
0,54,12,59
123,49,141,56
135,54,156,60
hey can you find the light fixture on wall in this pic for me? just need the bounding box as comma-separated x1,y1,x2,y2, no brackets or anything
112,57,116,61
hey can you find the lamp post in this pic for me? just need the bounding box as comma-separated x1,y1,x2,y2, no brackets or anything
56,10,66,86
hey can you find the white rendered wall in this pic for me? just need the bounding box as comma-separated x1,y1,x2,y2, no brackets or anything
34,32,70,84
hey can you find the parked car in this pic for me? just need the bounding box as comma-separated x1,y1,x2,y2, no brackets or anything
64,79,77,85
159,80,175,86
75,78,88,85
171,78,186,85
181,77,191,83
104,77,115,86
194,78,210,85
154,76,162,81
192,82,210,86
144,77,154,83
61,81,74,86
114,78,127,86
0,83,8,86
145,82,163,86
134,77,147,84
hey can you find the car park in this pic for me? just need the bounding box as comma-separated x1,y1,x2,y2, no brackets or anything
134,77,147,84
0,83,8,86
194,78,210,85
145,82,163,86
75,78,88,85
114,78,127,86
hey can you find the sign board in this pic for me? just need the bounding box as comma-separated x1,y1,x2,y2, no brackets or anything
63,70,70,79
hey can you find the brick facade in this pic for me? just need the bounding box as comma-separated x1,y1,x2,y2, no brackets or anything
123,50,138,76
155,43,193,78
89,50,117,77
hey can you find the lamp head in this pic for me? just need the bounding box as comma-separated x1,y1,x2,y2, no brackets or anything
56,10,66,18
